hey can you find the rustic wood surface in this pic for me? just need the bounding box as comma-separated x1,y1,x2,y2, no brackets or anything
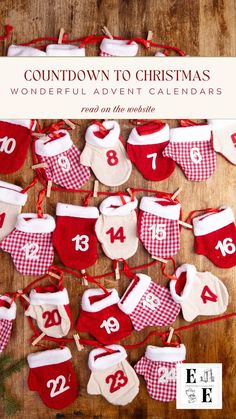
0,0,236,418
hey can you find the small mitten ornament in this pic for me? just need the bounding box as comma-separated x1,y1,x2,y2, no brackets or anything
53,203,99,270
76,288,133,344
135,344,186,402
127,122,175,181
80,120,132,186
0,119,36,174
34,129,90,190
46,44,85,56
0,295,16,353
192,207,236,268
95,195,138,260
0,213,56,275
27,347,78,409
7,45,46,56
25,285,72,338
118,273,180,331
138,196,181,258
87,345,139,405
99,39,138,56
170,264,228,322
208,119,236,165
0,181,28,241
162,125,216,181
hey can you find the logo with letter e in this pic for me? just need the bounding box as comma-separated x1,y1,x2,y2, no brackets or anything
176,363,222,409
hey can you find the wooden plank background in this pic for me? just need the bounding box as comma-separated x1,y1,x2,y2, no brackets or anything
0,1,236,418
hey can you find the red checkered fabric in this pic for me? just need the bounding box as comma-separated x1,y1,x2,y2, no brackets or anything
0,229,54,275
100,51,113,56
135,357,183,402
163,140,216,181
139,211,180,258
0,319,13,353
39,145,90,189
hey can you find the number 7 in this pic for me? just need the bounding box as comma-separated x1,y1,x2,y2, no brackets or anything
147,153,157,170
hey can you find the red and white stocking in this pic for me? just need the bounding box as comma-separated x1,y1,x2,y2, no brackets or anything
170,264,229,322
0,213,56,275
76,288,133,344
138,197,181,258
27,347,78,409
208,119,236,165
25,285,72,338
99,39,138,57
134,344,186,402
163,125,216,181
8,45,46,56
0,295,16,353
0,119,36,174
34,129,90,190
119,273,180,331
53,203,99,270
127,122,175,181
46,44,85,56
0,181,28,241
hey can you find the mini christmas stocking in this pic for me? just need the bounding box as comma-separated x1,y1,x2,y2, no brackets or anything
138,197,181,258
118,273,180,331
170,264,229,322
34,129,90,190
134,344,186,402
46,44,85,56
7,45,46,56
127,122,176,181
0,295,16,353
53,203,99,270
25,285,72,338
95,195,138,260
0,119,36,174
76,288,133,344
0,213,56,275
99,39,139,56
208,119,236,165
80,120,132,187
162,125,216,181
0,181,28,241
87,345,139,405
27,347,78,409
192,207,236,268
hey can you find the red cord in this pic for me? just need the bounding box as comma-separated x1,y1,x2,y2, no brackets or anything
0,24,13,41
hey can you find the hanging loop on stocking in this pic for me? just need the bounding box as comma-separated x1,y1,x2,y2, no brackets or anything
20,176,39,194
186,207,221,225
36,187,46,218
161,258,177,281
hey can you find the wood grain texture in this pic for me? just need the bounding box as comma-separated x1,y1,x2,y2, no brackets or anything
0,1,236,418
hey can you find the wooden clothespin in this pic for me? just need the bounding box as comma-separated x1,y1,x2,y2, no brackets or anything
58,28,65,44
167,327,174,344
32,162,48,170
115,262,120,280
64,119,76,130
152,256,168,264
93,180,99,198
126,188,133,197
102,26,113,39
146,30,153,48
17,289,30,303
46,180,52,198
32,332,46,346
81,269,88,286
73,334,84,351
32,132,45,137
179,220,193,229
171,187,182,201
48,270,61,280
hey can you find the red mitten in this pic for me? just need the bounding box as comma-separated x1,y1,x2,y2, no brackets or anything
34,130,90,190
0,213,56,275
119,273,180,331
27,347,78,409
0,119,35,174
95,196,138,260
99,39,138,56
138,197,181,258
53,203,99,270
163,125,216,181
25,285,72,338
80,121,132,187
127,122,175,181
0,295,16,353
192,207,236,268
134,345,186,402
0,181,28,241
76,288,133,344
